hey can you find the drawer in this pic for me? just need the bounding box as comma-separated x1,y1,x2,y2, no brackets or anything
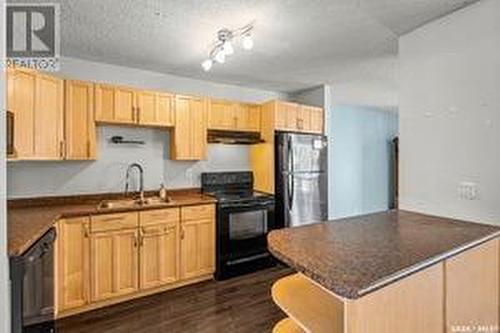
139,208,180,227
141,223,177,236
181,204,215,222
91,212,138,232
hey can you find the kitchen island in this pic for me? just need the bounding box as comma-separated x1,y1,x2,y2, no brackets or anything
268,210,500,333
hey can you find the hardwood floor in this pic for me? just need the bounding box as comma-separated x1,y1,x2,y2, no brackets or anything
56,266,292,333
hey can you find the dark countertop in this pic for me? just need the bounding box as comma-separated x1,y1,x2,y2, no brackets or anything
268,210,500,300
8,190,216,256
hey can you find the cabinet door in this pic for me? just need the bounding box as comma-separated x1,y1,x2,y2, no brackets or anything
171,95,192,160
34,73,64,159
90,229,139,302
139,223,179,289
7,68,36,158
65,80,97,160
157,92,174,127
445,239,499,332
236,103,260,132
275,101,288,130
208,99,234,130
56,217,90,312
180,219,215,280
94,84,115,122
297,106,312,132
136,90,156,126
285,103,299,131
190,97,207,159
95,84,136,124
310,107,324,134
114,87,136,123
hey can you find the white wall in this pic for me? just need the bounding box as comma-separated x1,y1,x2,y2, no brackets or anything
399,0,500,224
7,57,284,198
1,0,11,330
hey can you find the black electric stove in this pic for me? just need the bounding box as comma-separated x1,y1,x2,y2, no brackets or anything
201,172,276,280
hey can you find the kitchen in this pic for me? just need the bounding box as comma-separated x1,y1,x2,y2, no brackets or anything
1,0,500,333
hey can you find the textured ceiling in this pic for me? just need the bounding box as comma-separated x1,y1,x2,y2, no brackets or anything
9,0,477,102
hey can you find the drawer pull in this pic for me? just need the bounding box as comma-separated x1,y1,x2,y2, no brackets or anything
98,216,125,222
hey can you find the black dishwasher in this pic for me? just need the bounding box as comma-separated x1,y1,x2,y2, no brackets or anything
10,228,56,333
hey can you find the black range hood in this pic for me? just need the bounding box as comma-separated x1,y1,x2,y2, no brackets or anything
207,130,264,145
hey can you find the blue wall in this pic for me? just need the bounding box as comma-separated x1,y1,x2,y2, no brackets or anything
328,106,399,219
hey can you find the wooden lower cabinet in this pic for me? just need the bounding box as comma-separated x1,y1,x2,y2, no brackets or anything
180,218,215,279
139,222,179,289
56,217,90,311
90,228,139,302
56,205,215,316
180,205,216,279
445,239,499,332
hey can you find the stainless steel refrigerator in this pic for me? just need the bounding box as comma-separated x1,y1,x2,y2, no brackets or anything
275,132,328,228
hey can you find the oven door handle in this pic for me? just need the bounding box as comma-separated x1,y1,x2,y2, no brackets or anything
221,201,273,209
287,136,294,210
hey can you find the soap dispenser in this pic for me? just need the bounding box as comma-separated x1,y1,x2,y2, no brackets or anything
159,183,168,201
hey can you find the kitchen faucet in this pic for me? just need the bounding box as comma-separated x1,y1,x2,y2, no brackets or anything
125,163,145,203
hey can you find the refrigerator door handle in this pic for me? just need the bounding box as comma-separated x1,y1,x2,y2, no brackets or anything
287,137,295,209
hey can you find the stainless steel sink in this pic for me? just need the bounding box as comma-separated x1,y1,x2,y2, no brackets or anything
97,196,171,210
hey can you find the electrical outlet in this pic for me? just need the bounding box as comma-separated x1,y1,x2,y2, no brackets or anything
458,182,478,200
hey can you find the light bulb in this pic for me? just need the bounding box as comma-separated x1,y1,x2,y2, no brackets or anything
201,59,213,71
214,49,226,64
242,34,254,50
223,41,234,55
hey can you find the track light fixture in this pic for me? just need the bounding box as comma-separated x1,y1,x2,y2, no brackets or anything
202,22,254,72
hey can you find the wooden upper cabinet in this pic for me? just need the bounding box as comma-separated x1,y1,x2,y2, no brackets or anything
7,68,64,160
95,85,174,128
310,106,324,133
272,100,324,134
285,103,299,130
236,103,261,132
208,99,235,130
275,101,299,131
7,68,36,158
171,95,207,160
56,217,90,312
296,105,312,132
136,90,174,127
90,228,139,302
65,80,97,160
208,99,261,132
114,87,136,123
156,92,175,126
34,73,64,158
95,84,136,124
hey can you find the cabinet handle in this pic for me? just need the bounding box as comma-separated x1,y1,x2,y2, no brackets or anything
86,140,91,158
83,224,90,238
136,107,140,123
297,118,303,130
134,233,139,248
99,216,125,222
180,227,185,240
59,140,65,159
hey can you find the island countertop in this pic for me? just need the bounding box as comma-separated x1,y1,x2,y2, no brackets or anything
268,210,500,300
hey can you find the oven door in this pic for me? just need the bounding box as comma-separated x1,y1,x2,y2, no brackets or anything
218,201,275,266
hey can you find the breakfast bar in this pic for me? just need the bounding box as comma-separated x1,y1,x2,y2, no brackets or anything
268,210,500,333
